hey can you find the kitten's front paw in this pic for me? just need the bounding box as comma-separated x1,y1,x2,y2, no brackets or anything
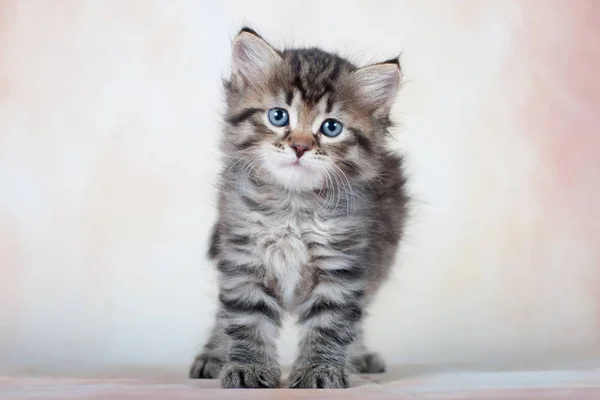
189,354,223,379
288,364,349,389
220,363,280,388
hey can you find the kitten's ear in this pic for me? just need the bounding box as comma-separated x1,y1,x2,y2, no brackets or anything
353,58,402,116
231,28,281,85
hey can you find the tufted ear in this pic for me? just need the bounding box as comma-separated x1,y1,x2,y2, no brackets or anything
231,27,282,85
353,58,402,116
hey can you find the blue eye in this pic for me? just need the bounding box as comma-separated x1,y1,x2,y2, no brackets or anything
267,108,289,127
320,119,343,137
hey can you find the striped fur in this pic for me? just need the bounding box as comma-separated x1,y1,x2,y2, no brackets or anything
189,28,408,389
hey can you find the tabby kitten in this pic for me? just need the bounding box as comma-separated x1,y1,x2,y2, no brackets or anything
189,27,408,389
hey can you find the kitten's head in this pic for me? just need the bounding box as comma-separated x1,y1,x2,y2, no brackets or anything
222,27,401,191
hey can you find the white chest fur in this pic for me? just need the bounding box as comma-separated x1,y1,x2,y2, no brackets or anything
253,215,310,307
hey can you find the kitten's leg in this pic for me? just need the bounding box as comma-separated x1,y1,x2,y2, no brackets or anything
350,325,386,373
217,264,283,389
190,222,227,379
288,275,364,389
189,320,227,379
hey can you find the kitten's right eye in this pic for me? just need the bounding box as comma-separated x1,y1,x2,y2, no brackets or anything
267,108,289,127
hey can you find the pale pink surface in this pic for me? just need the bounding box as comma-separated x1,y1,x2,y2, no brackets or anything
3,367,600,399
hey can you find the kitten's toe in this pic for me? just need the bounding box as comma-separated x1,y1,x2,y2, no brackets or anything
288,364,349,389
353,352,386,373
189,354,223,379
220,363,280,388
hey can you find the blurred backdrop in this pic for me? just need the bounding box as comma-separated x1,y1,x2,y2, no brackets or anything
1,0,600,373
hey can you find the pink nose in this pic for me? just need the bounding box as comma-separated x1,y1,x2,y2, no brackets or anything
290,143,309,158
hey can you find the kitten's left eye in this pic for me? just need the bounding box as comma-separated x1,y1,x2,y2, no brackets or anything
268,108,289,127
320,119,343,137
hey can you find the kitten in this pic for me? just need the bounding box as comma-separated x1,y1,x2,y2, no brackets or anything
189,27,408,389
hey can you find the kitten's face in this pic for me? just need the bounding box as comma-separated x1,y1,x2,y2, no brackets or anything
222,28,401,191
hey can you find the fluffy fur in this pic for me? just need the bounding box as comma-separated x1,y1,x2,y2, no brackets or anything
189,27,408,389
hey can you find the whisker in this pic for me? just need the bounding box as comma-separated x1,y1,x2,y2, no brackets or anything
330,163,356,217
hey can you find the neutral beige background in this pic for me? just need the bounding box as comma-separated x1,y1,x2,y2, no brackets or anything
1,0,599,373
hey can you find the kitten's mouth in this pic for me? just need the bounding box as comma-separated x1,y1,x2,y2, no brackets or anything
288,158,309,169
